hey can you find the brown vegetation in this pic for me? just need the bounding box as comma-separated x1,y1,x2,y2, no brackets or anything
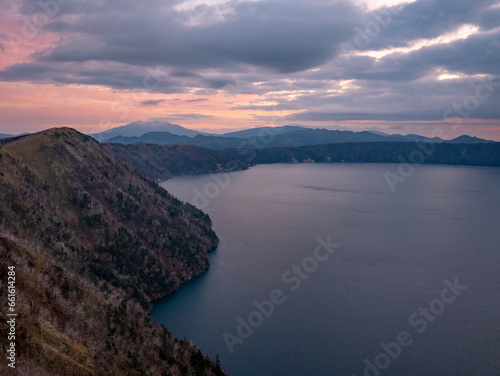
0,128,226,375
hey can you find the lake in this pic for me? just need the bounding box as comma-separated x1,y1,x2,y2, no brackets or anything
152,163,500,376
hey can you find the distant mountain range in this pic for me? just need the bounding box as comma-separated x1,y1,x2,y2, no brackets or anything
90,120,209,141
98,121,494,149
0,133,28,139
1,121,496,147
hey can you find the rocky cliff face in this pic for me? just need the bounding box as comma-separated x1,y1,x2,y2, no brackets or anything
0,128,225,375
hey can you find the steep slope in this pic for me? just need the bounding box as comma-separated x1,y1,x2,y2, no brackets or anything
0,128,226,375
104,143,251,181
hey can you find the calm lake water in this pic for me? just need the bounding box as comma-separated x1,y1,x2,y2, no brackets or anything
152,164,500,376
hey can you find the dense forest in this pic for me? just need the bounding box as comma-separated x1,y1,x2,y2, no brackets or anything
105,140,500,181
105,143,251,181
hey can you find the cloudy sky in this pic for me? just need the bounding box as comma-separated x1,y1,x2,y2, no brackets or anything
1,0,499,139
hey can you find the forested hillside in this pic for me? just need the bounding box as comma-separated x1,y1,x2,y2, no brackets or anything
0,128,225,375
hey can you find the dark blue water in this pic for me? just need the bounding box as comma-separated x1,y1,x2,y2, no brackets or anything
152,164,500,376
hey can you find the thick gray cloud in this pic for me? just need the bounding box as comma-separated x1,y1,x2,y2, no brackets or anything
339,28,500,82
360,0,496,50
480,6,500,30
2,0,500,127
30,0,361,73
0,60,236,93
0,63,60,82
